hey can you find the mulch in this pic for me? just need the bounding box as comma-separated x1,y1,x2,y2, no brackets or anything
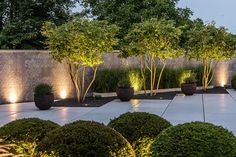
53,87,228,107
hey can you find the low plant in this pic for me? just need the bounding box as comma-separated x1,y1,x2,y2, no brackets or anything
0,139,21,156
232,75,236,80
150,122,236,157
0,118,59,156
117,77,131,88
183,75,197,84
34,84,53,95
36,121,135,157
93,66,205,93
108,112,172,156
129,70,143,91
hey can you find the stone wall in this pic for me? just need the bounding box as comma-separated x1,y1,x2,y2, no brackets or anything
0,50,233,103
0,50,74,104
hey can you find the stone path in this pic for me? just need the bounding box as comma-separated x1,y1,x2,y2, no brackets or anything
1,89,236,134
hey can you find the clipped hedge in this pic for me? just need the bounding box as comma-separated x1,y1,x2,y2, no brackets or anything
151,122,236,157
93,66,204,93
36,121,136,157
108,112,172,156
0,118,59,155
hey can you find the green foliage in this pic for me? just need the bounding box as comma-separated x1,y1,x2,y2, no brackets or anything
94,68,142,92
186,22,236,89
108,112,172,157
150,122,236,157
42,17,119,102
180,70,196,84
0,118,59,156
117,77,132,88
0,139,20,156
183,75,197,84
129,70,143,91
80,0,192,44
124,18,183,95
186,23,236,61
34,83,53,95
124,18,183,58
42,18,119,66
93,66,204,93
36,121,135,157
232,75,236,80
0,0,77,49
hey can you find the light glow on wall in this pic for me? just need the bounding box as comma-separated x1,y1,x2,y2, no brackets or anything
9,92,17,103
60,90,67,99
215,62,229,87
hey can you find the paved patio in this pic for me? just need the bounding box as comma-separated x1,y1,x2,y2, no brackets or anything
1,89,236,134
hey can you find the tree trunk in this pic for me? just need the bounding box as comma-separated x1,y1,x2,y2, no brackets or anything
155,61,166,95
140,56,147,95
69,63,98,104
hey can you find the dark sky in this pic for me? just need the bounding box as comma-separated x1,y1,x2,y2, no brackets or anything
74,0,236,34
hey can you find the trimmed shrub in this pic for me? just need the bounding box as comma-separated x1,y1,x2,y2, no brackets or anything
150,122,236,157
108,112,172,156
0,118,59,155
36,121,136,157
34,83,53,95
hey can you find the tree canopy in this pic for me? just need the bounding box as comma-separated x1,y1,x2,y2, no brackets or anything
186,22,236,89
80,0,192,40
42,18,119,102
0,0,78,49
124,18,183,95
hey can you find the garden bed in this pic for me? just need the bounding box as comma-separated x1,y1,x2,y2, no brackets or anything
53,87,228,107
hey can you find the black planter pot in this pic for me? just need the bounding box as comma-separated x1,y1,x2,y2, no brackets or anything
116,88,134,102
34,94,54,110
181,83,196,96
231,80,236,90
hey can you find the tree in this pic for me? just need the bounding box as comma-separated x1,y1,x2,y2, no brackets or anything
186,22,236,90
124,18,183,96
79,0,192,49
42,18,119,103
0,0,78,49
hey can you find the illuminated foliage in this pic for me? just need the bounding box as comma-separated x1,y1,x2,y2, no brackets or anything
108,112,172,157
186,22,236,90
0,118,59,156
42,18,119,103
124,18,183,96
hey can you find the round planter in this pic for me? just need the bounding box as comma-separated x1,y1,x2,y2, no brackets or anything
181,83,196,96
34,94,54,110
116,88,134,102
231,80,236,90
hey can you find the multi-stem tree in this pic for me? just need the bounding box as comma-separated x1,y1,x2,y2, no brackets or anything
124,18,183,96
186,22,236,90
42,18,119,103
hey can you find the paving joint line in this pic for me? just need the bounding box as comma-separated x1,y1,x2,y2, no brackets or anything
227,89,236,103
161,98,174,117
202,94,206,122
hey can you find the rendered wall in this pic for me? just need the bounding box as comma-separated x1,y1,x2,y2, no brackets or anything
0,50,232,103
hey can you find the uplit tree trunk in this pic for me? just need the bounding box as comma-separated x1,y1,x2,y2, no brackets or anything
154,59,166,95
202,59,218,91
140,56,147,95
145,55,157,96
69,63,98,103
